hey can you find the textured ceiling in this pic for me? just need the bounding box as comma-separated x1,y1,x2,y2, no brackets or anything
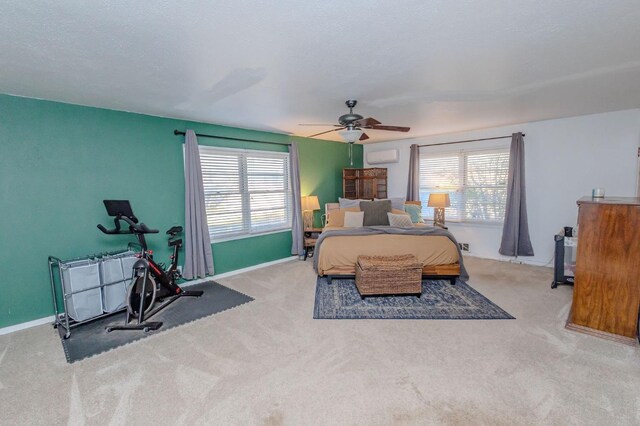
1,1,640,142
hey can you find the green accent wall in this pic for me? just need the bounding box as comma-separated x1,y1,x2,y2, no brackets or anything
0,94,362,328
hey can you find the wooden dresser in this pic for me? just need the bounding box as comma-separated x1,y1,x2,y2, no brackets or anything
566,197,640,345
343,168,387,199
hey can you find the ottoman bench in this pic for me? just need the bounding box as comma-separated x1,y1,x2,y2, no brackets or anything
355,254,422,298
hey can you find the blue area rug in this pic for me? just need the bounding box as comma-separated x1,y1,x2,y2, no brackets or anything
313,277,514,320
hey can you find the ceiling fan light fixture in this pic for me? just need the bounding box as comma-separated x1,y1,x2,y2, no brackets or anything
338,128,363,143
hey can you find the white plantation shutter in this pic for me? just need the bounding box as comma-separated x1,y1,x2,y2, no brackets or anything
199,145,291,240
419,148,509,223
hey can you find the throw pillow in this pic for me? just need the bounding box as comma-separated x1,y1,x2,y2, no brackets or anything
404,204,425,223
344,211,365,228
338,197,368,209
326,207,360,227
359,200,392,226
387,212,414,228
374,197,406,211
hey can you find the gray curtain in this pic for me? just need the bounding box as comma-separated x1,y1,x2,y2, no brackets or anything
499,132,534,257
183,129,215,278
289,142,304,256
406,144,420,201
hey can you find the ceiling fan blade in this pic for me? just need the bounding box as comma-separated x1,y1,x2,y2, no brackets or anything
307,128,344,138
359,132,370,141
354,117,381,127
369,125,411,132
298,124,342,126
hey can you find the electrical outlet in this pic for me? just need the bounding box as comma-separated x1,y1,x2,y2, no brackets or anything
458,243,470,252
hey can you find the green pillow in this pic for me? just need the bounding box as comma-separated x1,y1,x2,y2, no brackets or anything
404,204,424,223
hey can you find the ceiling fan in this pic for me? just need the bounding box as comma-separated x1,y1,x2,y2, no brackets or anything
299,100,411,144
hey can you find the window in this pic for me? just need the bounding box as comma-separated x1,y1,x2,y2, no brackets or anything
198,145,292,240
419,147,509,223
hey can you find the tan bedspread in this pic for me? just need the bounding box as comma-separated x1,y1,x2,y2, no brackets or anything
317,226,459,275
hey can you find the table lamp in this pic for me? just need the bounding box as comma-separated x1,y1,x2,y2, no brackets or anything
428,193,450,227
301,195,320,230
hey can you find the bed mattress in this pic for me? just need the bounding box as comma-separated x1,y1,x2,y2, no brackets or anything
316,226,460,276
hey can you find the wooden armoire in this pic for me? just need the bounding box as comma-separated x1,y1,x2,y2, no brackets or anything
566,197,640,345
342,168,387,200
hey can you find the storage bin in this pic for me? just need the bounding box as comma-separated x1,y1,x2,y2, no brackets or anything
100,257,125,313
100,251,138,313
355,254,422,296
61,260,103,321
120,255,138,282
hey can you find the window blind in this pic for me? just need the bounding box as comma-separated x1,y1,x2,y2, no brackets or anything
419,148,509,223
198,145,292,240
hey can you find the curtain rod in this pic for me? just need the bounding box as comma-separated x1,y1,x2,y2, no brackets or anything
418,134,524,148
173,129,291,146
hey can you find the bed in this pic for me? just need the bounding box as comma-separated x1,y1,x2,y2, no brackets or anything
314,201,466,283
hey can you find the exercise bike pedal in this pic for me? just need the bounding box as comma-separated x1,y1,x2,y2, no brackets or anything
182,290,204,297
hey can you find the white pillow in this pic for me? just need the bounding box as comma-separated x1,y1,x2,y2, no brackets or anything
344,211,365,227
375,197,406,211
387,212,413,228
338,197,367,209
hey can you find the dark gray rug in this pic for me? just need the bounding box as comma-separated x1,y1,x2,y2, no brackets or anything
58,281,253,363
313,277,514,320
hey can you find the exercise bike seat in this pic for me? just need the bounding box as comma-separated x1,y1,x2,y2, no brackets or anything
166,226,183,236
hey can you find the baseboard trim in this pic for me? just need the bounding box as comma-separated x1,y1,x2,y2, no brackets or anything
0,256,299,336
463,253,552,268
180,255,299,287
0,315,55,336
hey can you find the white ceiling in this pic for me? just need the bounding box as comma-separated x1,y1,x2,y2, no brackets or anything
1,1,640,143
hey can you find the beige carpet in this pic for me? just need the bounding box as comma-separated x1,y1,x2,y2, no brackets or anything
0,257,638,425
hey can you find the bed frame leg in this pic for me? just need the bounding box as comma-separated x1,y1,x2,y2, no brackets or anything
450,277,457,285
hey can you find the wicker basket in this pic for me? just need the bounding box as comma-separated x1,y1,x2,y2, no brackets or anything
355,254,422,297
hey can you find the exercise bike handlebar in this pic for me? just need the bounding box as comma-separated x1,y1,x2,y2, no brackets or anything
97,214,159,235
137,223,159,234
97,224,129,234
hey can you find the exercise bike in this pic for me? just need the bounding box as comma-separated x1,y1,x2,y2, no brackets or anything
97,200,203,333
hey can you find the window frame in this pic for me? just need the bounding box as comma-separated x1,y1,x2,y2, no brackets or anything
418,146,510,225
196,145,292,242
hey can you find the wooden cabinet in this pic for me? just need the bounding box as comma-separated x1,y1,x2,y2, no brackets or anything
566,197,640,345
343,168,387,200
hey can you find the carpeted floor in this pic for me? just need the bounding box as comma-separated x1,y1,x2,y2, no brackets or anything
0,256,639,425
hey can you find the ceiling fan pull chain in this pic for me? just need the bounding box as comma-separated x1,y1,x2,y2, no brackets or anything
349,142,353,166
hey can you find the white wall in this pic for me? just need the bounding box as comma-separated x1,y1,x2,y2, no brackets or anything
365,109,640,266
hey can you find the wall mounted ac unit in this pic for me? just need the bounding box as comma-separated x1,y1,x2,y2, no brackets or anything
367,149,399,165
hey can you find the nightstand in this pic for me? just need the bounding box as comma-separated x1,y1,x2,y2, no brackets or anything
304,227,322,260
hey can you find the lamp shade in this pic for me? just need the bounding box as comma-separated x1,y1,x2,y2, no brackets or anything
301,195,320,211
427,193,451,208
338,128,363,143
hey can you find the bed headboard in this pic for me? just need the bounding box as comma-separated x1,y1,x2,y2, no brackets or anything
325,203,341,215
323,200,422,224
